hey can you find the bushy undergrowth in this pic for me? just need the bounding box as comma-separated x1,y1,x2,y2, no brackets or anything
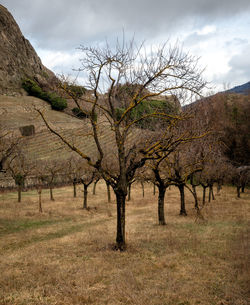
22,79,67,111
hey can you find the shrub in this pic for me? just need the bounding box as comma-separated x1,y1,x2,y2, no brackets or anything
22,78,67,111
72,107,88,118
67,85,86,99
72,107,97,121
49,94,67,111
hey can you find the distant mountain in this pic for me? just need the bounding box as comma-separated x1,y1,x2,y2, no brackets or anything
226,81,250,95
0,4,55,95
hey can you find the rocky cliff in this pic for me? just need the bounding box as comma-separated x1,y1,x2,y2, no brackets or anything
0,4,55,95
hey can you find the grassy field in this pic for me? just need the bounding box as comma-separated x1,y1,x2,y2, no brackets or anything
0,182,249,305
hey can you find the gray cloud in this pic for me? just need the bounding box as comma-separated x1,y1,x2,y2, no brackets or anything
1,0,250,50
215,43,250,86
1,0,250,89
183,31,216,47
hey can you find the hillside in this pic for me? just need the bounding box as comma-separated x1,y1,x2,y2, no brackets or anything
0,4,55,95
0,95,116,163
226,81,250,95
184,92,250,165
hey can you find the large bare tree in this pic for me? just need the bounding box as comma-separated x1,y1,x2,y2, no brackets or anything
38,39,206,250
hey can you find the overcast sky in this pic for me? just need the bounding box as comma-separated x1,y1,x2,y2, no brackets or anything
2,0,250,92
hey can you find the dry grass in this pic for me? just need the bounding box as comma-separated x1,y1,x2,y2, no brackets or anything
0,182,249,305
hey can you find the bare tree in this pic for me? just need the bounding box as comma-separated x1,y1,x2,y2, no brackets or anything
31,161,48,213
38,39,206,250
232,166,250,198
6,149,32,203
43,159,64,201
79,161,97,209
0,127,20,173
65,156,84,198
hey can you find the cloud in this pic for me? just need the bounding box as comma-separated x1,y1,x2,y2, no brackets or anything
1,0,250,51
1,0,250,91
214,43,250,87
183,26,217,47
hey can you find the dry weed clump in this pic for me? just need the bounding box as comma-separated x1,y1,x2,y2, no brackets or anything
0,182,249,305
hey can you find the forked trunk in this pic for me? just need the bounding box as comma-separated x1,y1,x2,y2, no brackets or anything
157,185,166,225
83,184,88,209
179,184,187,216
115,191,126,251
208,184,215,202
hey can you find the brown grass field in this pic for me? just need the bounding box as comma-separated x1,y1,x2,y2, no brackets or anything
0,182,249,305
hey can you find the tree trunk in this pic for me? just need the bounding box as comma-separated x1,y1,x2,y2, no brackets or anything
17,184,22,203
208,184,215,202
141,181,144,198
93,179,99,195
202,186,206,205
50,186,55,201
127,183,131,201
38,189,42,213
106,181,111,203
179,184,187,216
153,183,156,195
115,191,126,251
83,184,88,209
157,185,166,225
237,186,241,198
192,185,199,210
73,180,77,197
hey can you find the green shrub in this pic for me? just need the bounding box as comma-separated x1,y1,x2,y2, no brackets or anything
72,107,97,122
72,107,88,118
67,85,86,99
22,78,67,111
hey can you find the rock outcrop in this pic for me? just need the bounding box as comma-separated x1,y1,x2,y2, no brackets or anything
0,4,55,95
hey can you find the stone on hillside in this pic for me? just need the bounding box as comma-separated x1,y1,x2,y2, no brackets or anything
0,4,56,95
